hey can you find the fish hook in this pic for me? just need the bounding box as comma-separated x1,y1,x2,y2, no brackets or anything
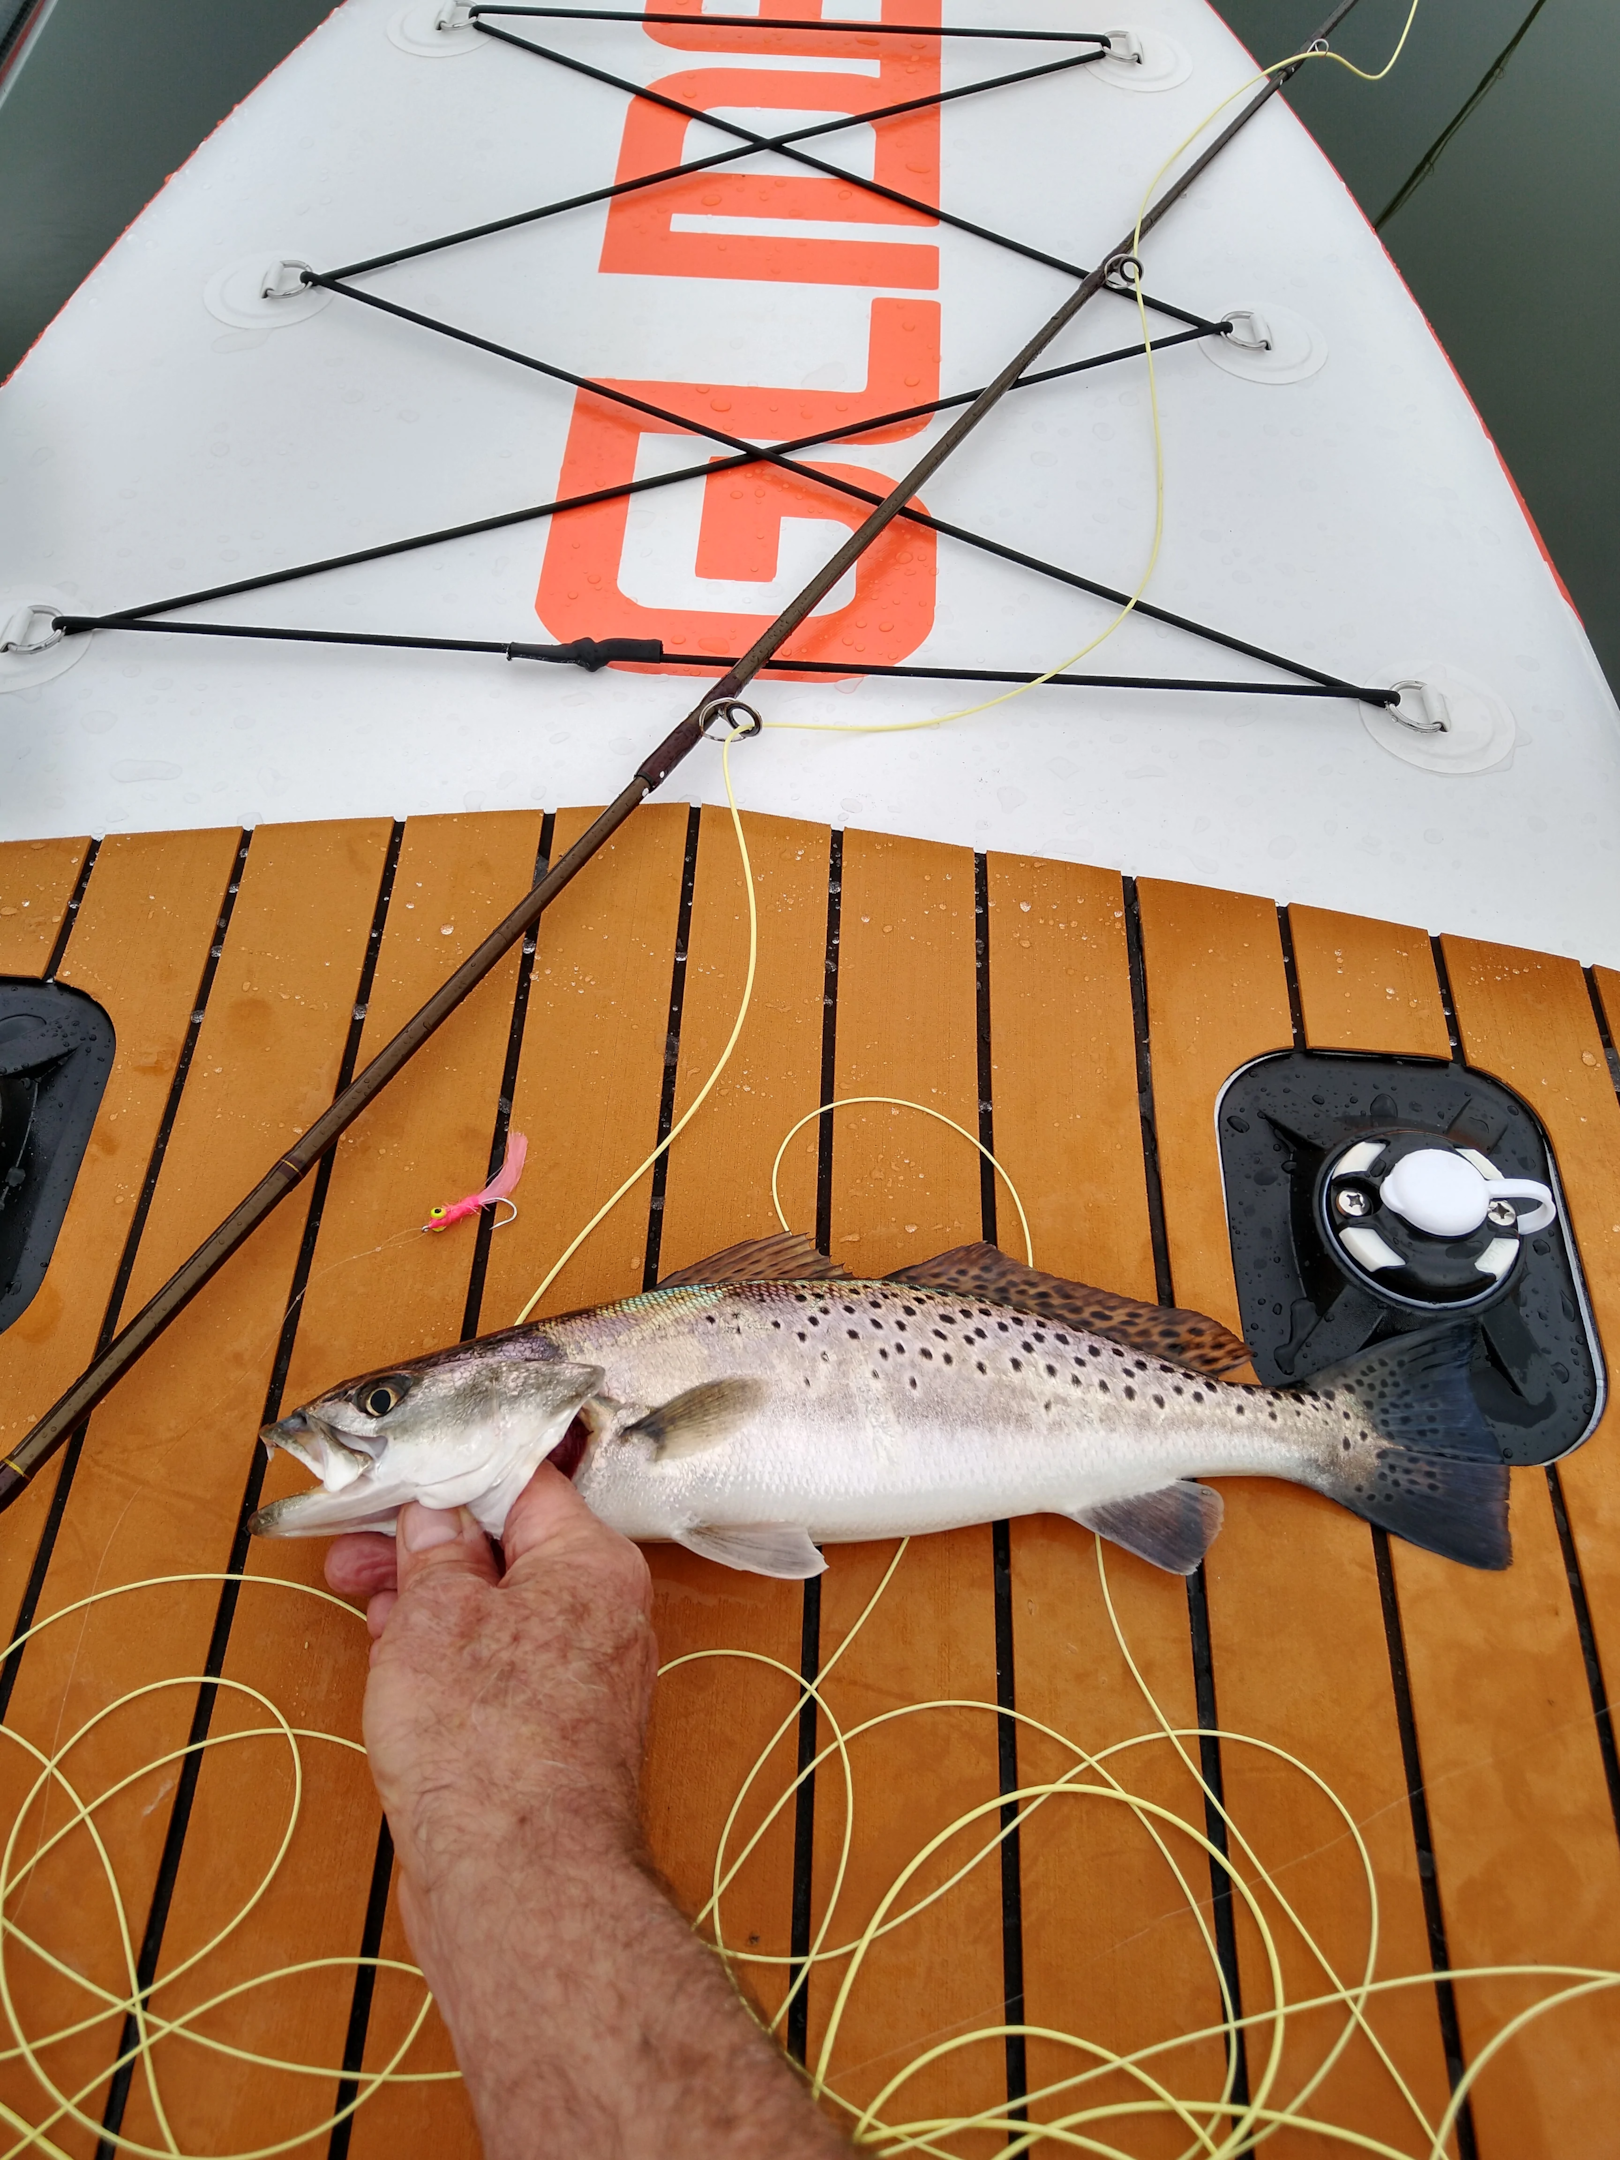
422,1131,528,1234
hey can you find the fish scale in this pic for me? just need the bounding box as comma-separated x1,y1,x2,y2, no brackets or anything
557,1281,1345,1550
251,1243,1513,1578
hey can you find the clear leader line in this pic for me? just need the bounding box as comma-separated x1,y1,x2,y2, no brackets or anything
0,0,1369,1517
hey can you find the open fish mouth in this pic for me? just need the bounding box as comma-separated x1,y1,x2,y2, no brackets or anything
260,1408,377,1495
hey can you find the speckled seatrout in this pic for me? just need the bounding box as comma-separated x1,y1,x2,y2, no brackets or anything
250,1235,1510,1577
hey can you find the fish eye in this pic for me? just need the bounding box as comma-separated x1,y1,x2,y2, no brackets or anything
354,1375,412,1419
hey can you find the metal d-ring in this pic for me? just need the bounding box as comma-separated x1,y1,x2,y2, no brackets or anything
698,697,763,741
1386,680,1449,734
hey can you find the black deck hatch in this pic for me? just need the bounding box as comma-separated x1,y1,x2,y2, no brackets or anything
1218,1050,1604,1466
0,979,116,1337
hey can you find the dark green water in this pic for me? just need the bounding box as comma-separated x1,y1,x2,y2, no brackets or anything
2,0,1614,685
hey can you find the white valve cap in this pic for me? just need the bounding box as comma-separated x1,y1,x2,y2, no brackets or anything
1379,1148,1555,1239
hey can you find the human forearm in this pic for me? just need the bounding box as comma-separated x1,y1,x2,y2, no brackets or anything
335,1477,850,2160
410,1830,848,2160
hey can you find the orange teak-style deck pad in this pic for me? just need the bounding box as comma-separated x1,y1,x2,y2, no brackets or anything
1,810,1618,2159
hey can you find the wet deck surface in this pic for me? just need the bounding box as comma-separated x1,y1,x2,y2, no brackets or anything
2,807,1619,2158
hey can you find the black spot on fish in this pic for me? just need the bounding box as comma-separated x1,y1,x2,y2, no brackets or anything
1054,1332,1069,1347
1124,1385,1136,1401
920,1348,933,1360
848,1330,860,1340
1088,1345,1101,1359
1173,1385,1184,1396
1010,1357,1022,1372
795,1293,808,1303
977,1361,987,1374
933,1328,947,1341
1045,1364,1056,1378
844,1304,855,1313
997,1321,1010,1333
1098,1379,1109,1393
943,1353,953,1366
909,1376,918,1389
797,1331,807,1343
880,1347,890,1360
902,1304,916,1317
1152,1394,1164,1409
772,1319,782,1330
808,1315,820,1327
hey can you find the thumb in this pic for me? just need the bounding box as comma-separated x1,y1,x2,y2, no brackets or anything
497,1461,608,1571
395,1501,499,1593
499,1465,651,1614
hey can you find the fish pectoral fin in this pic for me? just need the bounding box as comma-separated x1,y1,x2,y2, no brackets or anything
886,1241,1252,1378
674,1522,827,1579
624,1378,768,1460
1066,1482,1224,1575
659,1232,855,1287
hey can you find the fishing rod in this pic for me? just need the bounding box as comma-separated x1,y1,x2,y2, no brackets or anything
0,0,1364,1518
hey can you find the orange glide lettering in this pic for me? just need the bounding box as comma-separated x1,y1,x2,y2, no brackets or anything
601,58,940,289
536,301,939,674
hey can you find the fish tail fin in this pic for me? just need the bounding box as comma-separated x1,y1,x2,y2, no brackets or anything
1300,1323,1510,1571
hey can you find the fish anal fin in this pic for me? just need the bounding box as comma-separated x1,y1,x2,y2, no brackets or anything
887,1241,1251,1377
674,1522,827,1579
625,1378,767,1460
659,1232,855,1287
1067,1482,1224,1575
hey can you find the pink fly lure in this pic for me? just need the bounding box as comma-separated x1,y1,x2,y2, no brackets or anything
424,1131,528,1233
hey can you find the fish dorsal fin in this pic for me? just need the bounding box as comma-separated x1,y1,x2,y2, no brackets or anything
675,1522,828,1579
885,1242,1251,1377
660,1232,856,1288
624,1378,767,1460
1067,1482,1224,1575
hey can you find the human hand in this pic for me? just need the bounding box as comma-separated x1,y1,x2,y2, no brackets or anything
324,1466,657,1996
326,1465,848,2159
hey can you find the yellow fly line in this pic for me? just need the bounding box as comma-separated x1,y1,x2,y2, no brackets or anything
8,1540,1617,2158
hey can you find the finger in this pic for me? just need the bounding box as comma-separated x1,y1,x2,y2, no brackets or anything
395,1501,500,1594
325,1532,399,1600
366,1589,398,1639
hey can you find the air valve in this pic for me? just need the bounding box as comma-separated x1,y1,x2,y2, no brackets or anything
1323,1136,1555,1307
